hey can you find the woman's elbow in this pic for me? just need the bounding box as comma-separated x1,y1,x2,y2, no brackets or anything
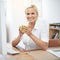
12,41,16,47
42,43,48,51
43,46,48,51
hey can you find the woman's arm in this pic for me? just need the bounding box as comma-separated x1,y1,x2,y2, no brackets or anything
12,26,24,47
28,33,48,51
12,34,22,47
25,27,48,51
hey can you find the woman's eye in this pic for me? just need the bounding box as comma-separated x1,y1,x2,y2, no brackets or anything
27,13,30,15
32,13,35,15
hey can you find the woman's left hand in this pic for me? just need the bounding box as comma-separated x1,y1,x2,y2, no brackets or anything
24,27,32,36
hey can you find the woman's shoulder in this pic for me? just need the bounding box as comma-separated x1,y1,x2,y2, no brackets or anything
36,18,45,26
36,18,49,29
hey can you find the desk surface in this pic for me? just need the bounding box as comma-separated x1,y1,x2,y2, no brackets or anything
0,47,60,60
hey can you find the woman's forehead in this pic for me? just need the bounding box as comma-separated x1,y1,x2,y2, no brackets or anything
26,8,37,13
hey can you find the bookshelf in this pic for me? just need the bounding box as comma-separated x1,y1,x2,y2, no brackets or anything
49,23,60,39
49,23,60,47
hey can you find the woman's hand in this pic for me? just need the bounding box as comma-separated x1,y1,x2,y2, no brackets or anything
24,27,32,36
19,25,32,36
19,26,25,36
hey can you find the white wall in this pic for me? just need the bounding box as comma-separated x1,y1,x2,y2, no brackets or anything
0,0,2,53
6,0,60,42
42,0,60,23
0,0,7,54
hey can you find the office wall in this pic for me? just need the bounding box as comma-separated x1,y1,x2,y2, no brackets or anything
42,0,60,23
0,0,2,53
0,0,7,54
6,0,60,42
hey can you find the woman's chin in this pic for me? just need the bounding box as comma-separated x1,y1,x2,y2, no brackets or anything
29,21,35,23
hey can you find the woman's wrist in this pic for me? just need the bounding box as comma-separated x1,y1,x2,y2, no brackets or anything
19,34,22,38
27,32,32,36
18,34,22,41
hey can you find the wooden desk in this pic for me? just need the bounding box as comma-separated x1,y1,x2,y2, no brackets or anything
0,47,60,60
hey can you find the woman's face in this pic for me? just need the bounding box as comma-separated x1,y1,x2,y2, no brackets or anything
25,8,38,23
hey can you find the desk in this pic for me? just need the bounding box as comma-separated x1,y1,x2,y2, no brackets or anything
0,47,60,60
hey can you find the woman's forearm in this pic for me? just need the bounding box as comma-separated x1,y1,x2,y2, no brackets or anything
12,35,22,47
28,33,48,50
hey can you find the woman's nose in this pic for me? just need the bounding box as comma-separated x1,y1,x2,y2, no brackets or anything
29,14,32,17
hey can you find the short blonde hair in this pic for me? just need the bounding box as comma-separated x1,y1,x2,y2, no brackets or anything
25,5,38,15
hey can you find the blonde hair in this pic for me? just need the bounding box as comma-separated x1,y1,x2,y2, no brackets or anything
25,5,38,15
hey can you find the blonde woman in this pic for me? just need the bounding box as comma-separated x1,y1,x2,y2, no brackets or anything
12,5,49,51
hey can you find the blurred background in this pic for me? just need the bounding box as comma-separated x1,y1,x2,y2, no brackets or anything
0,0,60,54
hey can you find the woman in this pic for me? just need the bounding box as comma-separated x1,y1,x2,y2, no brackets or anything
12,5,49,51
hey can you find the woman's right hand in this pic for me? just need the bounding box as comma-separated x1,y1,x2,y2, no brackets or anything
19,25,25,36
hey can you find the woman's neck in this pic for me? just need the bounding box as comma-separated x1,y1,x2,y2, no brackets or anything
28,22,35,29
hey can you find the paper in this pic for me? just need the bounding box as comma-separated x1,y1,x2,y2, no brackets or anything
47,49,60,58
7,49,20,55
7,43,20,55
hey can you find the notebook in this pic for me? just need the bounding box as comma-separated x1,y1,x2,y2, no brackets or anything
47,49,60,58
7,43,20,55
7,48,20,55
